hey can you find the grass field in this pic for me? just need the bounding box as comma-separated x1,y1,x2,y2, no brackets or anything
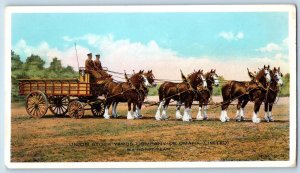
11,97,290,162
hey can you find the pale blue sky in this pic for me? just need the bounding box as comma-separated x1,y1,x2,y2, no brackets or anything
12,12,288,60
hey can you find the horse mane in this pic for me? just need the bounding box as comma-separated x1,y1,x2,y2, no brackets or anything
187,71,199,82
255,68,266,81
129,72,141,84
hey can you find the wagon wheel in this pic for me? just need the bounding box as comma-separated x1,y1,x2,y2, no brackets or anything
91,100,105,117
25,91,49,118
68,100,84,119
49,96,70,116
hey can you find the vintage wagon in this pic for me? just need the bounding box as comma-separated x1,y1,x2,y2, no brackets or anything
18,68,106,119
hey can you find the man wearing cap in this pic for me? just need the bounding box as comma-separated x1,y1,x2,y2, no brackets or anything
94,54,111,78
85,53,95,73
94,54,103,71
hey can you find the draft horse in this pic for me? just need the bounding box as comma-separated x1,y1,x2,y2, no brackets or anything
111,70,157,118
195,69,219,120
102,70,151,119
155,70,205,121
220,65,272,123
135,70,157,118
263,67,283,122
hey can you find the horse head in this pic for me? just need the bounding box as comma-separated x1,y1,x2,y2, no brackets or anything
206,69,219,87
187,69,207,88
143,70,157,87
129,70,152,88
255,65,271,87
272,67,284,87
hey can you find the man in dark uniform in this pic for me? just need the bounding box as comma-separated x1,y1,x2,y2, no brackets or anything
94,54,111,78
94,54,103,71
85,53,95,72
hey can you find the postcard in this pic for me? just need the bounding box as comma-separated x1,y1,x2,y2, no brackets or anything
4,5,296,168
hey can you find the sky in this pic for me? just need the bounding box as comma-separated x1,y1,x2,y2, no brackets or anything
11,12,289,80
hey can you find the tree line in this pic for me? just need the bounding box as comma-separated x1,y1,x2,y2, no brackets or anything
11,51,78,101
11,50,290,102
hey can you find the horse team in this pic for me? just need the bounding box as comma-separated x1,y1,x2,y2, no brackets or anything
99,65,283,123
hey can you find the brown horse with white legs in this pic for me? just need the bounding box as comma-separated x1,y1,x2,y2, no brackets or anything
220,65,272,123
102,70,151,119
112,70,157,118
155,70,205,121
135,70,157,118
263,67,283,122
195,69,219,120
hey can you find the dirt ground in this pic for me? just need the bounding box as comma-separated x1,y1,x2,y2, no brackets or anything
11,96,290,162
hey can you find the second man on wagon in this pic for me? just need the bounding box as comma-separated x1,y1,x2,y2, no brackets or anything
93,54,111,78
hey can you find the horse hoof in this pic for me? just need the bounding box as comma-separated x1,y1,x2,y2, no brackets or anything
196,116,204,120
112,115,120,118
203,117,208,120
220,117,226,123
241,116,245,121
252,118,261,123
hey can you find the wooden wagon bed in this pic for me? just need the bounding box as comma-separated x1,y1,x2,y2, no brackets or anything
18,79,92,96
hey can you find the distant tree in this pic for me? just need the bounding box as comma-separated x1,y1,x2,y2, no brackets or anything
11,51,79,102
23,54,46,78
280,73,290,96
11,51,26,101
61,65,77,78
213,75,225,96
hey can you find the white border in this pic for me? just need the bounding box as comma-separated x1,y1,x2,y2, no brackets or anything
4,5,297,169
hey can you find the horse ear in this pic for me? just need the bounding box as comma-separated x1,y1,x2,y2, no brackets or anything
124,72,129,81
278,67,280,71
273,67,276,71
214,69,216,72
267,65,270,69
264,65,266,68
198,69,200,73
211,69,213,72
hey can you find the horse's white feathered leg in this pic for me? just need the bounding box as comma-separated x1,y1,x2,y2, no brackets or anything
235,109,241,121
203,105,208,120
182,107,190,122
196,106,204,120
155,101,163,120
252,111,261,123
220,110,227,122
127,110,134,120
103,106,110,119
175,101,183,120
